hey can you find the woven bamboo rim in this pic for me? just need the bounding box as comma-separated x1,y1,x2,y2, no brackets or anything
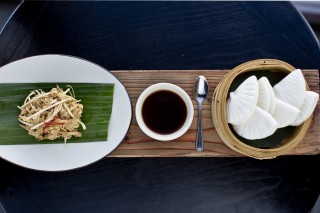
212,59,312,159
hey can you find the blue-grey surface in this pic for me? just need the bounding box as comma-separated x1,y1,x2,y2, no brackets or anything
1,1,320,70
1,157,320,213
0,1,18,32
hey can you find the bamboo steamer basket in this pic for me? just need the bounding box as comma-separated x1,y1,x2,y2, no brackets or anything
212,59,312,159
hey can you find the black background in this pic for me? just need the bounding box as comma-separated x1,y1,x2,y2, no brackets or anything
0,1,319,212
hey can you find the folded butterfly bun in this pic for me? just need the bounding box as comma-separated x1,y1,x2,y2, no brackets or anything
227,76,259,125
272,98,300,128
273,69,306,109
227,69,317,139
233,107,278,140
257,77,276,114
291,91,319,126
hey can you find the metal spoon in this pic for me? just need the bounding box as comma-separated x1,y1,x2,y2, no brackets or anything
193,75,209,152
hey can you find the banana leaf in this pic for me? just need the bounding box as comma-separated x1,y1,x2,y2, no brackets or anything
0,83,114,145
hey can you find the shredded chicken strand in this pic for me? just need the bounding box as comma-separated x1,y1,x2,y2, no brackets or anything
18,86,86,143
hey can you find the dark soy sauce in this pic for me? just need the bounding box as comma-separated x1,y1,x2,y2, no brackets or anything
142,90,187,135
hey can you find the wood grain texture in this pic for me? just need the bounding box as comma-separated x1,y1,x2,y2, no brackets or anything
110,70,320,157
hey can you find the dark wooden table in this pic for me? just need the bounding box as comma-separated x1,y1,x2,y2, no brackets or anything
0,1,320,212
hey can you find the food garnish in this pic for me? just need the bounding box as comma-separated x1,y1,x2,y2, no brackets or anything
18,85,86,145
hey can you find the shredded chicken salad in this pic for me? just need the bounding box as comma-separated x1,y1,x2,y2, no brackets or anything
18,85,86,145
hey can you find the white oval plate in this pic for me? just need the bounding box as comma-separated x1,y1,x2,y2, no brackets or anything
0,55,132,171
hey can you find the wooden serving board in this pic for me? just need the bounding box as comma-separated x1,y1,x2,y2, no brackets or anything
110,70,320,157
